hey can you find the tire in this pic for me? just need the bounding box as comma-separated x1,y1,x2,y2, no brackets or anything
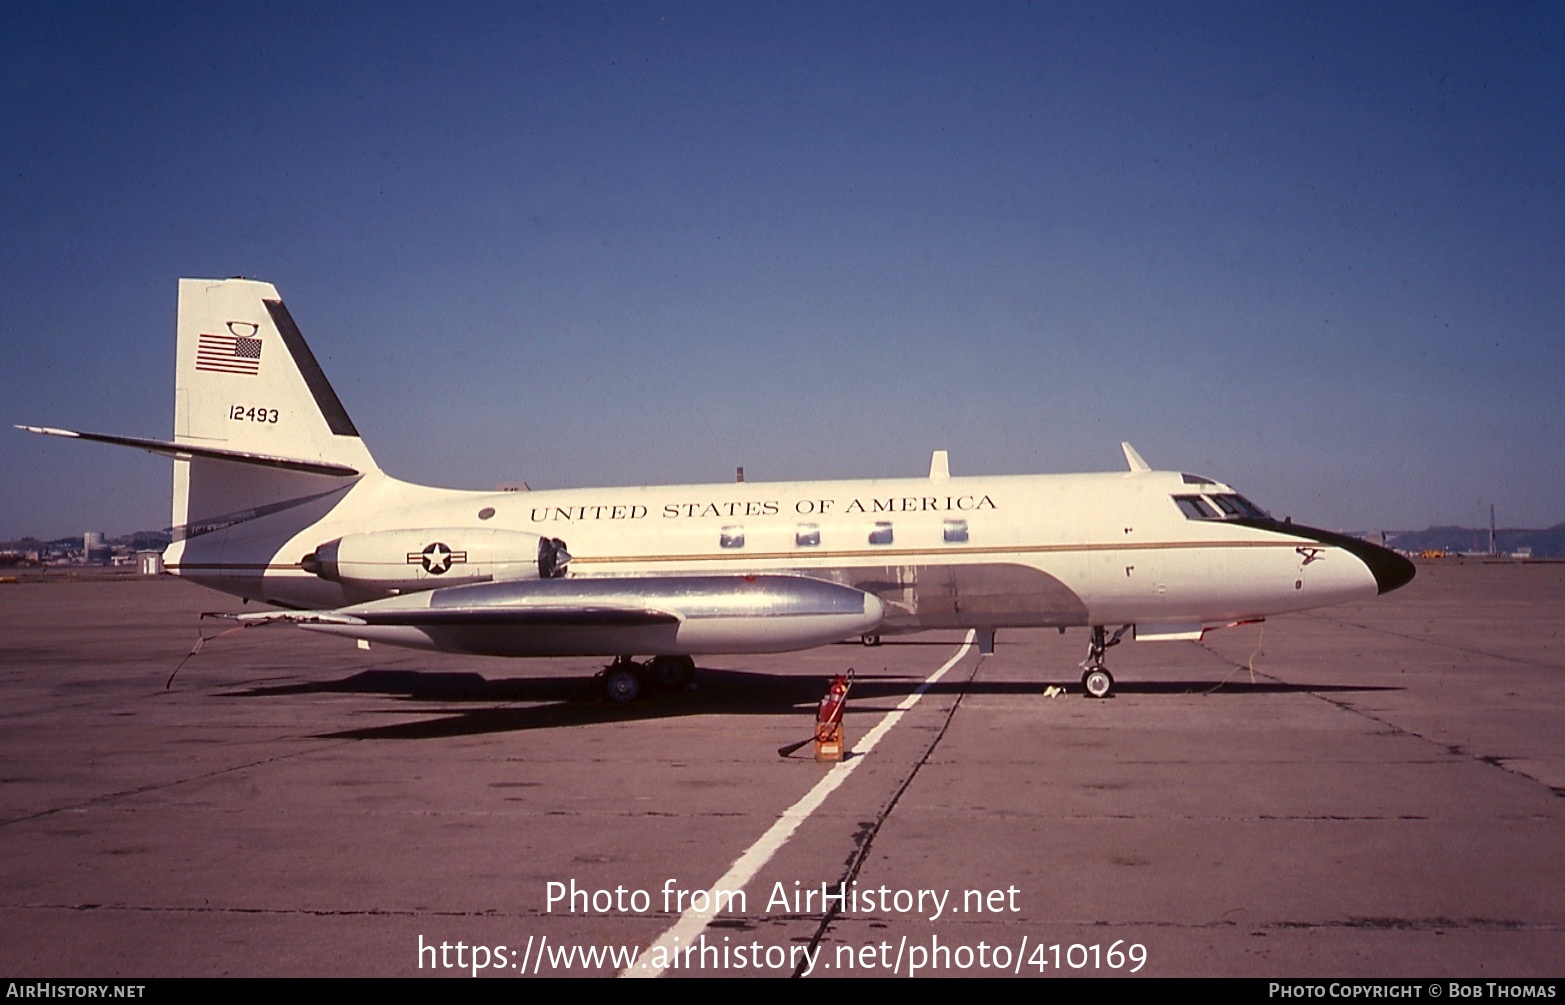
649,655,695,690
603,666,642,703
1081,668,1114,699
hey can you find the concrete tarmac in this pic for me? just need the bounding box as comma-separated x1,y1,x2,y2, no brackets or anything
0,561,1560,977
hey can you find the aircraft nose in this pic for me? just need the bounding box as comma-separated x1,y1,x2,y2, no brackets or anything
1314,532,1414,594
1265,521,1416,595
1334,536,1416,594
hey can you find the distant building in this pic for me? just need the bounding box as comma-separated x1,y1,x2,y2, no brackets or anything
138,551,165,576
84,531,111,565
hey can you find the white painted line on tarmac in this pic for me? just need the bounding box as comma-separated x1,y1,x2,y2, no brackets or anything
621,630,977,978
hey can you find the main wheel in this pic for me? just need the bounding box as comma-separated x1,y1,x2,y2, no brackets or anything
1081,667,1114,699
603,665,643,703
649,655,695,690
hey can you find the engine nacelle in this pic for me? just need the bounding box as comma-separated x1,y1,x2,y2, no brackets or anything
302,529,569,594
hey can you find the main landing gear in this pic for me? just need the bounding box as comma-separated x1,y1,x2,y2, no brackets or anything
1079,625,1129,699
598,655,697,703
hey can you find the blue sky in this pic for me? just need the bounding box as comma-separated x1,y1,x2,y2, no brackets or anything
3,2,1561,538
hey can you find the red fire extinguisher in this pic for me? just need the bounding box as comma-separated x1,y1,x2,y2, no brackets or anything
813,668,854,762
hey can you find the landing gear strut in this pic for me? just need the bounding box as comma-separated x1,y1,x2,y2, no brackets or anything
1079,625,1129,699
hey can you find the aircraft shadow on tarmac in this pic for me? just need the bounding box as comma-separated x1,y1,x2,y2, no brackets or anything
216,667,1401,742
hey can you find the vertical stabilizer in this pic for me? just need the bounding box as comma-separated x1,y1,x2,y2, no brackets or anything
174,279,375,472
167,279,377,597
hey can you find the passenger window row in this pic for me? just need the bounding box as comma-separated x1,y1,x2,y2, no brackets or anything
717,519,970,550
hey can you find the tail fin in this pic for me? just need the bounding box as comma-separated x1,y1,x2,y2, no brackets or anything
168,279,379,595
174,278,376,475
19,279,378,601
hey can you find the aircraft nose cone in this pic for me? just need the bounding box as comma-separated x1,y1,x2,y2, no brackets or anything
1353,541,1416,594
1258,520,1416,595
1322,532,1416,594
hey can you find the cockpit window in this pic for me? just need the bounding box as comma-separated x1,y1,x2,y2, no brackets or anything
1172,493,1269,521
1211,494,1268,518
1174,495,1220,520
1181,473,1217,485
1210,495,1242,517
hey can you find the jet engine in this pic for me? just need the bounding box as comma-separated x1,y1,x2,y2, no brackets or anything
301,529,570,594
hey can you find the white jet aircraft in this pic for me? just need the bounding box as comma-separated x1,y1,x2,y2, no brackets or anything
20,278,1414,701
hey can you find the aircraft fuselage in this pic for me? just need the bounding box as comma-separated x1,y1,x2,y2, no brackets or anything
165,465,1408,645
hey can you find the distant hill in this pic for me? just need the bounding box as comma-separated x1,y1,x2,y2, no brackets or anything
1386,523,1565,558
113,529,172,551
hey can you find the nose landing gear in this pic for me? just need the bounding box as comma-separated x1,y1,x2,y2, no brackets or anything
1079,625,1129,698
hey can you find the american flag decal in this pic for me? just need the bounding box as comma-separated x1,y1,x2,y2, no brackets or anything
196,332,263,375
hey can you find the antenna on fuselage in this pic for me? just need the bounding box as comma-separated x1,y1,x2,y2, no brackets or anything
1121,442,1150,473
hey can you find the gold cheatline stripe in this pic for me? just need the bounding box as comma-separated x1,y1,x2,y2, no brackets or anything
171,539,1305,573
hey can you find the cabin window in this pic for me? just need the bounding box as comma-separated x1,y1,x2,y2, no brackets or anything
1174,495,1219,520
719,526,745,549
477,507,496,521
868,521,894,545
943,519,969,543
795,523,820,547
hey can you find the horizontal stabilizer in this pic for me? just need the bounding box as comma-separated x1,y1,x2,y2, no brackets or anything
16,425,360,477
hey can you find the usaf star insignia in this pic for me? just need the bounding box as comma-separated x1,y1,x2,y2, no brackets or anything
407,542,467,574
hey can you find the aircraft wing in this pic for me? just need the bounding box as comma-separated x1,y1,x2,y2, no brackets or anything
211,606,678,628
208,609,369,627
214,574,884,659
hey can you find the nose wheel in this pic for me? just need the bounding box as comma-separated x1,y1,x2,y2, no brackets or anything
1081,666,1115,699
1079,625,1128,699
